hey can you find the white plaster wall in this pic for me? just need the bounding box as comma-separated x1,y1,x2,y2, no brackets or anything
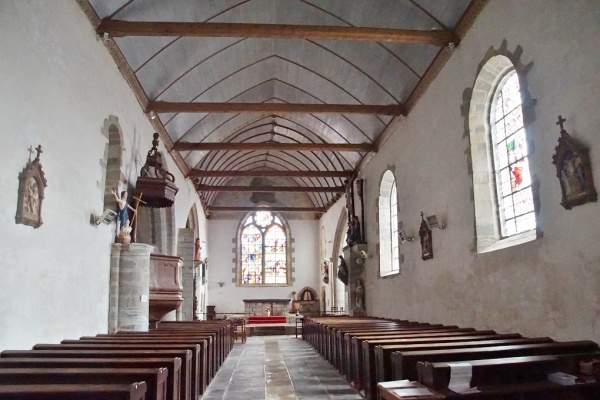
348,0,600,342
319,199,347,310
0,1,203,349
206,218,320,314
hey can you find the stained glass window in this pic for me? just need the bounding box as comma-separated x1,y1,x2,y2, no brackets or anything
491,71,536,236
240,211,288,285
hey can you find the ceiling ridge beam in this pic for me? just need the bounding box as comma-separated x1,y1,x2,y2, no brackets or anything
189,170,354,178
147,101,406,116
196,184,345,193
174,142,375,152
97,20,459,46
207,206,326,213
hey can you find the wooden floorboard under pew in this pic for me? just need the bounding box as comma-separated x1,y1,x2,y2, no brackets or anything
356,332,517,396
348,328,486,389
0,351,185,400
101,331,216,381
389,340,599,383
0,367,167,400
46,340,203,400
365,337,552,400
78,334,211,395
0,349,192,400
0,382,147,400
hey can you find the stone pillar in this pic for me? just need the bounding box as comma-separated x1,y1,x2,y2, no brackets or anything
343,243,368,317
177,228,195,320
108,244,121,333
113,243,154,331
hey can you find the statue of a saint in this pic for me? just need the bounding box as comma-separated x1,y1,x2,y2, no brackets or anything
337,255,349,285
194,238,202,261
355,279,365,309
111,189,136,243
323,262,329,284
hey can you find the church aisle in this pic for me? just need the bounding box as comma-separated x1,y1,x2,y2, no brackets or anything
201,335,364,399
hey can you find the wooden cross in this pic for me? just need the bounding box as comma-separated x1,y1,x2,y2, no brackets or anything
130,193,147,226
556,115,567,132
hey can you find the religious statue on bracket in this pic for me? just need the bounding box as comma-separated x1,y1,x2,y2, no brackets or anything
354,279,365,309
15,145,47,229
346,214,362,246
419,212,433,260
322,261,329,284
552,115,597,210
337,255,349,285
111,188,144,244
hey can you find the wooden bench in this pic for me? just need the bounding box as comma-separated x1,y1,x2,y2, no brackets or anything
73,335,210,398
365,337,552,400
0,367,167,400
0,382,147,400
349,329,491,390
389,340,599,383
0,351,186,400
0,357,181,399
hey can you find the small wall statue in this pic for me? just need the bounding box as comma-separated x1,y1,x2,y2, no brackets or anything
337,255,349,285
194,238,202,261
355,279,365,309
346,215,362,246
323,261,329,284
111,188,137,244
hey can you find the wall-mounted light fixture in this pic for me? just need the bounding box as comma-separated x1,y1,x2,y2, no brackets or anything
92,209,118,225
399,229,414,243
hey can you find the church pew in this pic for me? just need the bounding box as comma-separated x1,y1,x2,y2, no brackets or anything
0,351,185,400
101,331,216,381
306,317,386,357
333,323,455,374
340,326,470,384
349,329,489,389
389,340,599,383
355,332,512,395
106,327,226,381
417,352,600,395
0,367,167,400
33,341,195,399
416,355,561,391
0,382,147,400
83,334,212,394
0,345,192,400
365,337,552,400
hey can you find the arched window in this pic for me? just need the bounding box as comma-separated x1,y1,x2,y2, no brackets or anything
469,55,537,252
379,170,400,276
239,211,289,285
491,71,536,236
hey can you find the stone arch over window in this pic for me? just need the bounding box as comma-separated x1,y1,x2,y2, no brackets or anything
235,210,293,286
297,286,317,301
466,45,539,253
378,170,400,277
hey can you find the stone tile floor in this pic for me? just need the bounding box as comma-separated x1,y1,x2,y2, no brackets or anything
201,335,364,400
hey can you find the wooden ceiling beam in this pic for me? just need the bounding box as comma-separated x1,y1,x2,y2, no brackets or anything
174,142,375,152
147,101,406,116
196,184,345,193
189,169,354,178
97,20,459,46
207,206,326,213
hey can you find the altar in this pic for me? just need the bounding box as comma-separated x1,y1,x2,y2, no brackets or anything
243,298,292,316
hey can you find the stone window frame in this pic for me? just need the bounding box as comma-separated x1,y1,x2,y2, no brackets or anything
378,169,400,277
235,211,293,287
467,48,540,253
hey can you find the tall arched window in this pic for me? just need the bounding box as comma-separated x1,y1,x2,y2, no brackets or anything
469,55,537,253
379,170,400,276
239,211,289,285
491,71,535,236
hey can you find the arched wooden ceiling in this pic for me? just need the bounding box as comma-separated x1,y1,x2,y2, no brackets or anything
77,0,487,218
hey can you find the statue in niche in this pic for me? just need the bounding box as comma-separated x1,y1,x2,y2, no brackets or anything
337,255,349,285
354,279,365,309
323,261,329,284
346,215,361,246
